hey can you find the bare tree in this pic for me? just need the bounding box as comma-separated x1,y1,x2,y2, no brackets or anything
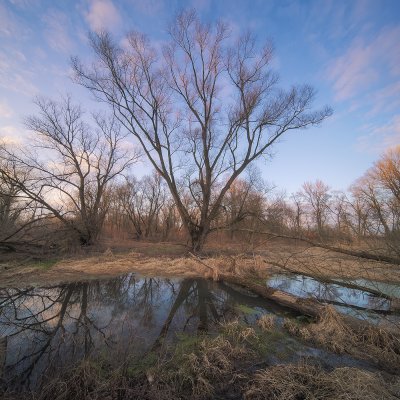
351,146,400,255
117,172,167,239
0,141,45,250
0,157,24,238
290,192,305,234
0,96,140,246
300,180,331,237
217,169,270,238
72,10,332,251
338,184,371,240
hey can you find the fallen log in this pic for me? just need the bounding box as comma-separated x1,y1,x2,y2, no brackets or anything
187,253,398,332
220,273,399,333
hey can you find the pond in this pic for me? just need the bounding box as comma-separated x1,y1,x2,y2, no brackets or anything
0,275,297,391
0,273,391,393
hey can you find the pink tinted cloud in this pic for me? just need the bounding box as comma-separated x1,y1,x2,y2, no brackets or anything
327,26,400,101
84,0,121,33
357,114,400,154
0,100,13,119
43,10,73,53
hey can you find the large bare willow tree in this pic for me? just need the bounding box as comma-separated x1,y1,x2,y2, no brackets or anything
72,10,332,251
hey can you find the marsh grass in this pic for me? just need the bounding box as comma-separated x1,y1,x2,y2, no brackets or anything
3,317,399,400
244,362,400,400
257,314,276,332
283,305,400,372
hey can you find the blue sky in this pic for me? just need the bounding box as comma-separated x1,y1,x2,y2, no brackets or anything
1,0,399,194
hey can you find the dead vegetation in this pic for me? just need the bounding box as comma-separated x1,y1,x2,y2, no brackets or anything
3,318,399,400
259,239,400,283
257,314,276,332
2,320,261,400
1,236,400,289
0,249,269,287
283,305,400,373
244,363,400,400
163,320,258,399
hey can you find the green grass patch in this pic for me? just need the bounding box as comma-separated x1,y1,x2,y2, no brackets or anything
236,304,257,315
175,333,206,353
29,259,58,270
127,351,159,378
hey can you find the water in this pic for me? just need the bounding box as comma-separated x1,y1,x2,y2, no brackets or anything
266,273,400,323
335,278,400,298
0,273,393,393
0,275,293,391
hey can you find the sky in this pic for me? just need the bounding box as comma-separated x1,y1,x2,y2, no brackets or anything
1,0,400,195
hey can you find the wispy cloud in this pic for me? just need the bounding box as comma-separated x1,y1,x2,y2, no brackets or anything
84,0,121,33
357,114,400,154
0,2,18,36
327,25,400,101
367,80,400,116
42,10,74,54
0,49,38,97
8,0,40,8
0,100,13,118
0,2,31,39
132,0,164,16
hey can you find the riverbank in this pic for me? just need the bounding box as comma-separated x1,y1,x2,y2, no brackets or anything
1,240,399,288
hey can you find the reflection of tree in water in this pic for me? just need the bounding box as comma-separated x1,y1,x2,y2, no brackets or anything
0,276,286,392
0,282,112,389
271,274,390,314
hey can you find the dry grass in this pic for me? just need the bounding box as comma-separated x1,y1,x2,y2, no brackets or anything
262,240,400,284
163,320,261,399
1,236,399,288
257,314,276,332
3,317,399,400
244,362,400,400
167,335,247,398
0,249,268,287
283,306,400,372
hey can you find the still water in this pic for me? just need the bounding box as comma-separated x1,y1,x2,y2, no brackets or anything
0,273,396,392
0,275,292,390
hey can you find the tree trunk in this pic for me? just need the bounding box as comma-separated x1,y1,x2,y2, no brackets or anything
190,226,208,253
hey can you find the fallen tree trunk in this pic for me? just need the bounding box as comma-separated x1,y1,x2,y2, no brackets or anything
219,274,398,333
187,253,398,332
221,274,326,319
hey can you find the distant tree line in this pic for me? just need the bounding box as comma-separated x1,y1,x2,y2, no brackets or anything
1,119,399,257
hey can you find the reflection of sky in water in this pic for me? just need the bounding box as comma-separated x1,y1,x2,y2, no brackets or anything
334,278,400,298
267,274,391,311
0,275,289,391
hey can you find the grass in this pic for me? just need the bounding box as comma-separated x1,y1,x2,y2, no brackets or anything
236,304,258,315
126,351,159,379
2,317,399,400
29,258,59,270
244,362,400,400
283,305,400,372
